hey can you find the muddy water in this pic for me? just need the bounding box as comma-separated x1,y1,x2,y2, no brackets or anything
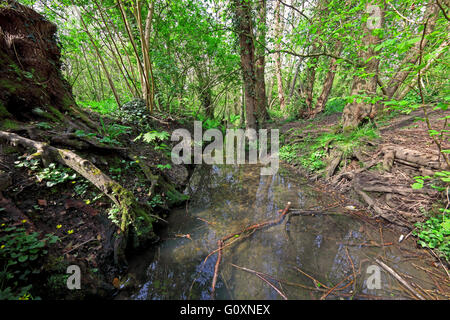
117,164,436,300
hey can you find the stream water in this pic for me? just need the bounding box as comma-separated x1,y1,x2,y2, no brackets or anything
117,164,437,300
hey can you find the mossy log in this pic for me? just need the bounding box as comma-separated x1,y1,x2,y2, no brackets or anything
0,130,156,265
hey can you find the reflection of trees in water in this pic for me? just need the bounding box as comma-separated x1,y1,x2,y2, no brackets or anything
187,165,256,209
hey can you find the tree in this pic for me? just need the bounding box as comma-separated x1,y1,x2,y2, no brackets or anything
342,1,384,129
232,0,257,129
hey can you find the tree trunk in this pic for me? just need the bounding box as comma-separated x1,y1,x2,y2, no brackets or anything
255,0,268,125
274,0,286,111
342,8,383,129
233,0,257,129
312,41,342,117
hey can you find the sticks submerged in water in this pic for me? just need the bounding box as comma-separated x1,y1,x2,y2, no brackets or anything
209,202,292,298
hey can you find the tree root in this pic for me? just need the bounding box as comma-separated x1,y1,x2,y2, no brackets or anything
325,151,343,179
0,130,157,266
382,146,448,170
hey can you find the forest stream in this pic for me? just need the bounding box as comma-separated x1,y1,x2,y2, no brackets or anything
116,164,437,300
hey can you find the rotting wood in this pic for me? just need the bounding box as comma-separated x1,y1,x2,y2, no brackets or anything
0,130,157,266
326,151,343,179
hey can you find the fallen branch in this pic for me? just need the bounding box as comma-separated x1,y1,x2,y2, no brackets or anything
230,264,288,300
0,130,157,265
255,273,288,300
208,202,291,295
375,258,425,300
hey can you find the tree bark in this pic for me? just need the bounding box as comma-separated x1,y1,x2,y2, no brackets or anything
255,0,268,125
274,0,286,111
312,41,342,117
342,8,384,129
233,0,257,129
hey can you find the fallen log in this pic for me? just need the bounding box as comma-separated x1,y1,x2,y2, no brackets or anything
0,130,157,265
382,146,448,170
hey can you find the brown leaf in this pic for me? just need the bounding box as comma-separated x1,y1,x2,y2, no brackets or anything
38,199,47,206
112,277,120,289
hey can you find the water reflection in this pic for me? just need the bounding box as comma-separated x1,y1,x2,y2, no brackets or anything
118,164,434,300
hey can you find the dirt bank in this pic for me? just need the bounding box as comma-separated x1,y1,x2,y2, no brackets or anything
0,1,192,299
280,109,449,232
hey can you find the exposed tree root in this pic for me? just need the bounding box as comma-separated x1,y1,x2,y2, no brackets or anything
0,130,157,266
382,146,448,170
325,150,343,179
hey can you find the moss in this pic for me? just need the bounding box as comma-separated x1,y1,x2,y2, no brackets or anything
0,119,21,130
33,107,59,123
109,182,157,248
2,145,18,154
159,178,189,206
0,101,12,118
0,78,21,93
47,105,65,121
91,168,101,176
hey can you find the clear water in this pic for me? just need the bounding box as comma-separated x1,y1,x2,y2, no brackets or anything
117,164,437,300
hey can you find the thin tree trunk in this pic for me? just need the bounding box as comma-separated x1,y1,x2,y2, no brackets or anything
312,41,343,117
117,0,150,108
255,0,268,125
274,0,286,111
92,0,139,98
385,3,439,99
74,4,121,107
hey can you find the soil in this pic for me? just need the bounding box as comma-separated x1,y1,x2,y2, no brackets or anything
279,109,449,232
0,1,193,299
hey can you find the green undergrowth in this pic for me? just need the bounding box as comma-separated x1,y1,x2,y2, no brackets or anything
0,222,59,300
280,123,379,172
412,171,450,262
77,99,118,114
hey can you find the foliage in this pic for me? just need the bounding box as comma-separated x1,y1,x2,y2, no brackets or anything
281,124,379,172
134,130,170,155
78,99,118,114
412,171,449,260
324,97,346,115
413,216,450,262
36,122,53,130
35,163,77,187
0,223,59,300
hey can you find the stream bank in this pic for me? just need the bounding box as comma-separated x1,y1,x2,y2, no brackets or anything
279,110,449,235
115,163,449,300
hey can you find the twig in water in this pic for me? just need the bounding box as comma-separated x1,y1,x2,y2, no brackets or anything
345,247,357,296
375,258,425,300
255,273,288,300
211,240,223,298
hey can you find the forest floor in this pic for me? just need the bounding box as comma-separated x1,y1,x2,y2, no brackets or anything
279,108,449,234
0,109,192,299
